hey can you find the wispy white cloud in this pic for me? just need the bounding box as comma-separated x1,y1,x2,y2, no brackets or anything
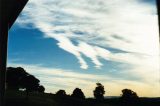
14,0,160,96
17,0,159,70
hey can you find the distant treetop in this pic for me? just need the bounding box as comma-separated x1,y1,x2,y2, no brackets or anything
93,83,105,100
71,88,85,99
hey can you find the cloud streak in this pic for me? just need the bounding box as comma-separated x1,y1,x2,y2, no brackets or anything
17,0,159,70
13,0,160,96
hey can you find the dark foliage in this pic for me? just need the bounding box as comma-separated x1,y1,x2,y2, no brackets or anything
56,90,66,96
20,75,40,92
6,67,28,90
37,85,45,93
5,81,160,106
93,83,105,100
120,88,139,106
6,67,45,93
71,88,85,99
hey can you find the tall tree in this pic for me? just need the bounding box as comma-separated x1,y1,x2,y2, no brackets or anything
93,83,105,100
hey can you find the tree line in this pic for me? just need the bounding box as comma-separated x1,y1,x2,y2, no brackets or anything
6,67,139,104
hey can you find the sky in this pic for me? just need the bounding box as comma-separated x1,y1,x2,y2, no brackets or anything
8,0,160,97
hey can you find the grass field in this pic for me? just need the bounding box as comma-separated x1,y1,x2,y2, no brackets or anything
5,90,160,106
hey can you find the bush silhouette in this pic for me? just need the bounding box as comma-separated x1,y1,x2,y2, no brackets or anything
93,83,105,100
56,90,66,96
37,85,45,93
120,89,139,105
71,88,85,99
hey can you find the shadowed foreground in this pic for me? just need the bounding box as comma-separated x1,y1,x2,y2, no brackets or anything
5,90,160,106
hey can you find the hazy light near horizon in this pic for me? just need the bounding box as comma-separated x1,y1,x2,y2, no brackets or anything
8,63,160,97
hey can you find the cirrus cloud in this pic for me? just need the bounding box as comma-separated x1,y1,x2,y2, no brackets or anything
13,0,160,96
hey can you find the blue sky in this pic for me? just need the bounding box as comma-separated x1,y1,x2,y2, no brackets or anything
8,0,159,97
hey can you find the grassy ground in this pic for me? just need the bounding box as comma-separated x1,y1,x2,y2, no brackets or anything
5,90,160,106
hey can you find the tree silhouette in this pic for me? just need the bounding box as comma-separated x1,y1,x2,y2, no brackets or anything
6,67,28,90
56,90,66,96
120,89,139,106
20,75,40,93
71,88,85,99
93,83,105,100
6,67,45,93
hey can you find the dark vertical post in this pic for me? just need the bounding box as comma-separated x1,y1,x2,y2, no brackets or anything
0,0,8,106
0,0,28,105
157,0,160,39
